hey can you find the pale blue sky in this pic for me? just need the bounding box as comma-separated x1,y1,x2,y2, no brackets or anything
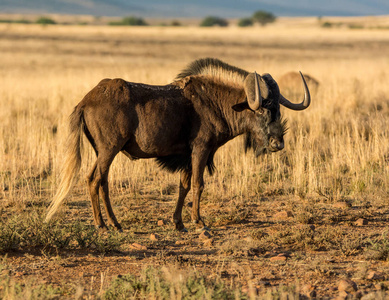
0,0,388,17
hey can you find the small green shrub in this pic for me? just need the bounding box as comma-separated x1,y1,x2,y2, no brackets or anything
93,230,129,254
200,16,228,27
171,20,181,26
0,216,23,251
238,18,253,27
252,10,276,26
109,16,148,26
0,213,129,253
365,231,389,260
36,17,56,25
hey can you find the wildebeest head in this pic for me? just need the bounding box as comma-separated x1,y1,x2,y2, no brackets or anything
232,71,310,155
175,57,310,156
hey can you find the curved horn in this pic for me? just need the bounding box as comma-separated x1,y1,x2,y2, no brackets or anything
279,71,311,110
244,72,262,111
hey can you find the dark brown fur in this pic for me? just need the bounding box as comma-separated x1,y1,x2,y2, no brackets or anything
46,58,294,231
175,58,287,155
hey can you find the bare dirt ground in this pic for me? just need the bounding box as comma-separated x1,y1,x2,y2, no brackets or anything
3,188,389,299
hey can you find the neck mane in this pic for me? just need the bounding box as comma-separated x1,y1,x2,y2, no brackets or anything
176,60,250,138
175,58,249,87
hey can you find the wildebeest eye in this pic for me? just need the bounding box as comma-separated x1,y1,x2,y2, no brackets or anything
256,108,265,115
258,108,271,121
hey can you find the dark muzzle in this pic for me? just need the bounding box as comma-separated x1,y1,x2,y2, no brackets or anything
269,137,284,152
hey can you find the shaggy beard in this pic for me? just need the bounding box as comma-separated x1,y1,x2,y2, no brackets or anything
244,118,288,155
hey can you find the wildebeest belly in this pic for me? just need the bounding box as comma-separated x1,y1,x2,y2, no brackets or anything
121,98,194,158
121,132,190,158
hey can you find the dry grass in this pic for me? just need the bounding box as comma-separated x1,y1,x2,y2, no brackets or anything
2,22,389,203
1,17,389,298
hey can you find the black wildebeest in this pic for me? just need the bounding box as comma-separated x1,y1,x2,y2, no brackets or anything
46,58,311,232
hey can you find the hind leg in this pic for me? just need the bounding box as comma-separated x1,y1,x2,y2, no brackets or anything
97,149,123,230
100,171,122,231
87,150,120,230
87,161,107,230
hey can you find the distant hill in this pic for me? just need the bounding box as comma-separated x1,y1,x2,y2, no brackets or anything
1,0,389,17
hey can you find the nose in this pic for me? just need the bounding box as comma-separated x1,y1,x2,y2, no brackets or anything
276,142,284,150
270,138,284,151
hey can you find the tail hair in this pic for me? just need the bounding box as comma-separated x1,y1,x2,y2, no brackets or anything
45,107,84,222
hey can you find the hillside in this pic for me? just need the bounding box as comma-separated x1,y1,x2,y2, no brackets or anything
1,0,389,17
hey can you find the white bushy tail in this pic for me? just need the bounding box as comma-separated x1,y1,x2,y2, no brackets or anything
45,107,83,222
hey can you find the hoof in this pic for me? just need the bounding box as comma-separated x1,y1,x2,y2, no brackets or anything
174,221,186,232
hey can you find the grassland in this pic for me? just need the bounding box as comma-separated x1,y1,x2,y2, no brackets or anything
1,17,389,299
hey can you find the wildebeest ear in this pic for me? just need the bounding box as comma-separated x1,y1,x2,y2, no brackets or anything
232,102,250,112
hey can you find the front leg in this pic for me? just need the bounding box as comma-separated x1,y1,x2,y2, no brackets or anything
191,148,210,230
173,169,192,232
